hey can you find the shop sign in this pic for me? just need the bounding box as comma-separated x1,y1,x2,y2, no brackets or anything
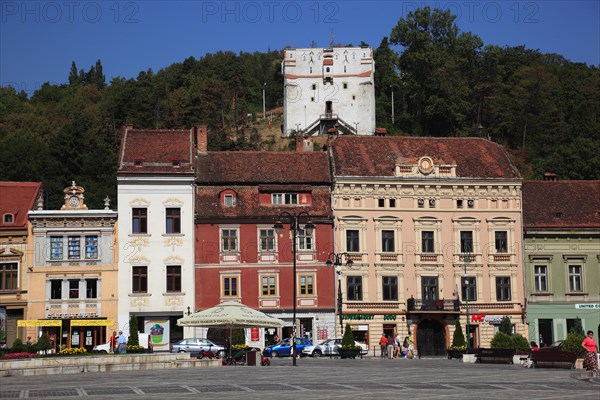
471,314,503,324
575,303,600,309
46,312,99,319
342,314,375,320
383,314,396,321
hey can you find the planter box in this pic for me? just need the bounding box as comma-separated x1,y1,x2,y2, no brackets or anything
447,349,466,359
338,348,361,359
462,354,477,363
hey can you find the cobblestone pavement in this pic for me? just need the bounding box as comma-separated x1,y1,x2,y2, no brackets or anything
2,357,599,400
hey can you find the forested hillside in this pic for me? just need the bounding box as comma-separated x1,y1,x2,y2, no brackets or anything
1,7,599,209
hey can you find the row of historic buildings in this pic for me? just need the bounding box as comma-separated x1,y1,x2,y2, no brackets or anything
1,128,598,355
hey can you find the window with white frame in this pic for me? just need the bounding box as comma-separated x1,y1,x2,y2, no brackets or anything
221,229,238,252
299,274,314,295
568,265,583,292
85,236,98,259
271,193,298,205
86,279,98,298
68,236,80,259
422,231,435,253
50,236,63,260
297,228,313,251
495,276,511,301
68,279,80,299
223,194,236,207
534,265,548,292
382,230,395,252
462,276,477,301
259,229,276,252
495,231,508,253
460,231,473,253
346,276,363,301
50,279,62,299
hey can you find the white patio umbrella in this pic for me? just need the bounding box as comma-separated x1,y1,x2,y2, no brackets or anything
177,301,285,357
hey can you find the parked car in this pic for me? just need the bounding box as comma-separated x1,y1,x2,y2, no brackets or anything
169,338,226,358
263,337,312,357
92,333,152,353
301,338,368,358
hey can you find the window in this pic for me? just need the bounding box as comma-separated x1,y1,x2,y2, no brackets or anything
85,236,98,259
534,265,548,292
496,277,511,301
259,229,275,252
261,275,277,296
50,236,63,260
457,199,463,208
166,265,181,292
343,83,348,89
132,208,148,234
568,265,583,292
132,266,148,293
346,230,359,252
3,214,13,223
495,231,508,253
417,198,425,208
382,230,395,252
297,228,313,251
299,274,314,295
171,159,181,167
86,279,98,299
271,193,298,205
221,229,238,252
567,318,582,334
166,208,181,234
311,84,316,90
461,276,477,301
68,236,80,259
50,280,62,299
0,263,18,290
134,159,143,167
68,279,79,299
378,199,385,207
224,194,235,207
346,276,362,301
460,231,473,253
467,199,474,208
422,231,434,253
222,276,238,297
382,276,398,301
389,199,396,208
428,198,436,208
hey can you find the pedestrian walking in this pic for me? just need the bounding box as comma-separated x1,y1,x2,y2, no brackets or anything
386,335,394,359
117,330,127,354
109,331,117,353
407,332,415,359
581,330,598,371
379,334,387,358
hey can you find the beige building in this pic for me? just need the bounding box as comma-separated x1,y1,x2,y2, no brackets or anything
27,182,118,351
0,182,42,347
329,136,525,355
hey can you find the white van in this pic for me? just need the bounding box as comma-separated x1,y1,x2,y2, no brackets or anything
92,333,152,353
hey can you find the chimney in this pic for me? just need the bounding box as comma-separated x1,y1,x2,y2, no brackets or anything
295,135,304,152
543,172,557,181
303,136,314,152
375,127,387,136
196,125,208,154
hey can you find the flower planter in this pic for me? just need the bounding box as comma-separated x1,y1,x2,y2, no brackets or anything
462,354,477,363
447,349,466,359
338,348,361,359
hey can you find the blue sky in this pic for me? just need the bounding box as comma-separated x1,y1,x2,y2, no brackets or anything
1,1,599,94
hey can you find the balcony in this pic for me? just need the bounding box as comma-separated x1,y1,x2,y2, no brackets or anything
377,252,400,263
492,254,512,263
419,254,438,263
346,302,401,310
407,298,460,313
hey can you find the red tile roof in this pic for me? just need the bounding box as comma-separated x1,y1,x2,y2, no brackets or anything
523,181,600,229
329,136,521,179
117,127,194,174
196,152,331,184
0,182,42,230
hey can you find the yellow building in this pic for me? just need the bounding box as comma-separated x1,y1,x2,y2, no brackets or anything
26,182,118,351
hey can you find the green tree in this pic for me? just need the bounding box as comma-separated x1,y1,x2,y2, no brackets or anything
341,324,356,349
511,334,530,353
451,319,466,348
128,316,139,346
36,333,52,354
569,319,585,336
499,316,513,336
561,331,585,357
490,332,512,349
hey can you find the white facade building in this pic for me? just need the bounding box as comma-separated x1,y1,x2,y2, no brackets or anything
116,125,196,350
282,47,376,136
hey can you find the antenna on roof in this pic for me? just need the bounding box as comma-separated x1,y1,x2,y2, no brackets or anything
330,31,334,48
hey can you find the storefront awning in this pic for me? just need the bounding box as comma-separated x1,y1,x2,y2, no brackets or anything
17,320,62,327
70,319,114,327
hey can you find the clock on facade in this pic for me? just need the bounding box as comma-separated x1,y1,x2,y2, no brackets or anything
69,196,80,207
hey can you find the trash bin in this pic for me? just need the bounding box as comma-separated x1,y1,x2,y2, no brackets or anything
246,349,257,366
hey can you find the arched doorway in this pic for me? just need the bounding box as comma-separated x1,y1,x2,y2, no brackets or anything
416,318,446,357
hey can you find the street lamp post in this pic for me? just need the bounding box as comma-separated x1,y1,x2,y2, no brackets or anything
274,211,314,367
464,255,472,349
325,253,353,336
390,85,395,124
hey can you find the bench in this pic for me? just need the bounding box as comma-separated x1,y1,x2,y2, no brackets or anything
474,348,515,364
530,350,577,369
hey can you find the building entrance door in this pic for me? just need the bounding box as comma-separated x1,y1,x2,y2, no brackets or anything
416,318,446,357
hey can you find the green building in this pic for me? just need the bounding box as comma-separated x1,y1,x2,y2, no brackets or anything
523,180,600,347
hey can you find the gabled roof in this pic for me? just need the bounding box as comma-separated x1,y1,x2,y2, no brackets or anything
523,181,600,229
0,182,42,230
117,127,194,174
329,136,521,179
196,152,331,184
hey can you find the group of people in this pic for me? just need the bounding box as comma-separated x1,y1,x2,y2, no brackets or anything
379,332,414,359
109,330,128,354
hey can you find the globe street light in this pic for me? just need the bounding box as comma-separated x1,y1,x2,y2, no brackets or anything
273,211,314,366
325,253,353,336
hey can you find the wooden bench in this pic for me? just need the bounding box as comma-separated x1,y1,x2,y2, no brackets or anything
530,350,577,369
474,348,515,364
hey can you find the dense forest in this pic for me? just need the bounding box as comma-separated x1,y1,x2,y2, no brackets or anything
1,7,599,209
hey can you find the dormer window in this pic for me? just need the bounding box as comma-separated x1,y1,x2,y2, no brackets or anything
224,194,236,207
3,214,14,224
555,212,563,219
171,159,181,168
272,193,298,205
134,159,144,167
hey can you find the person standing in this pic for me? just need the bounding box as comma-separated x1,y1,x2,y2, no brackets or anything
379,333,387,358
386,335,394,359
109,331,117,353
407,332,415,359
117,330,127,354
581,330,598,371
394,333,402,358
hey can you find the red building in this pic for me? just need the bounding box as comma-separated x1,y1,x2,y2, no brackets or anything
194,132,335,344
